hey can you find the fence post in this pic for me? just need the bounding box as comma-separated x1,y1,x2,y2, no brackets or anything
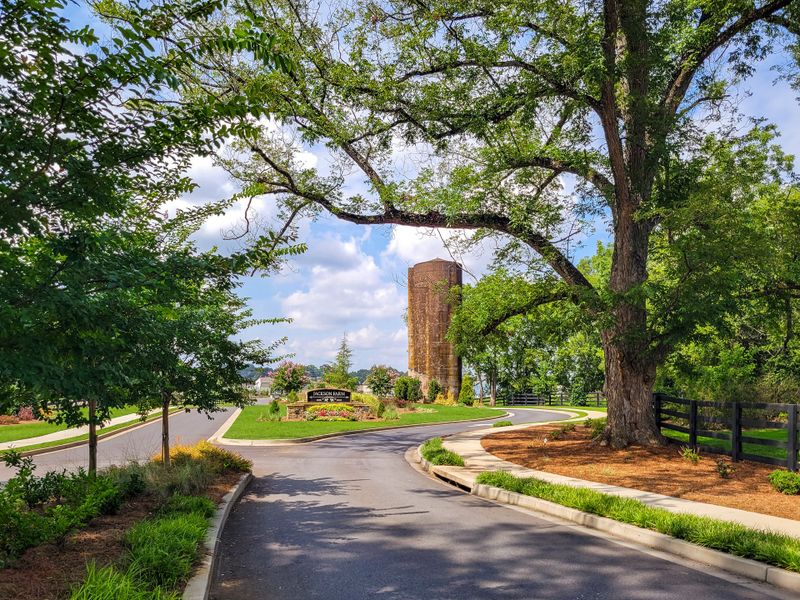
654,393,662,430
731,402,742,462
689,400,698,449
788,404,798,473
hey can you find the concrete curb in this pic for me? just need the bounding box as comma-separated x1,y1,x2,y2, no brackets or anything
212,410,514,447
182,472,253,600
7,409,183,457
410,446,800,594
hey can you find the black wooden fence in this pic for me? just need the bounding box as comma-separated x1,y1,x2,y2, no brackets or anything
654,393,799,472
504,391,607,407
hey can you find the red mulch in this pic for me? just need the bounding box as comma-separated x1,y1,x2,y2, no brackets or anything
0,470,242,600
482,424,800,521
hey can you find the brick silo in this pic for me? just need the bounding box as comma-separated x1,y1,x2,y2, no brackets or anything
407,259,462,398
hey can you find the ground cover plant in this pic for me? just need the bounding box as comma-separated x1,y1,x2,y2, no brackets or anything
305,403,356,421
225,403,504,439
769,470,800,495
420,438,465,467
476,470,800,573
0,442,251,600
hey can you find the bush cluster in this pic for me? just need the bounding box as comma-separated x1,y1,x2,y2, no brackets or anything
583,417,607,439
434,391,457,406
769,470,800,495
394,376,422,402
1,441,252,568
0,453,124,568
305,403,356,421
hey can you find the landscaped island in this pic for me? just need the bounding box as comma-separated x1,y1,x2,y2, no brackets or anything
224,401,505,440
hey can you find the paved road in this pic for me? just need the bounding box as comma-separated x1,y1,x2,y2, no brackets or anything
0,408,233,480
211,409,792,600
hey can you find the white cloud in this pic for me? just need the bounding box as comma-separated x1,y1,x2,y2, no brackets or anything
281,234,405,330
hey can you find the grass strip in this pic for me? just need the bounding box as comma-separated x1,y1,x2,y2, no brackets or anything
69,494,215,599
421,437,465,466
0,405,147,443
492,420,514,428
476,470,800,573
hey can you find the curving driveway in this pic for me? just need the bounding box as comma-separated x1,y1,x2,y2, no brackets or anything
211,410,793,600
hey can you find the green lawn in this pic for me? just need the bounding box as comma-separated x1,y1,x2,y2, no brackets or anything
0,405,149,444
224,403,506,439
663,427,790,461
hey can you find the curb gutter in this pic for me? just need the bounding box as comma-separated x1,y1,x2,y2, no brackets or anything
182,472,253,600
212,411,516,447
412,446,800,594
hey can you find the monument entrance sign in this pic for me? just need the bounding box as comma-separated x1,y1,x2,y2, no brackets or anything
307,389,352,403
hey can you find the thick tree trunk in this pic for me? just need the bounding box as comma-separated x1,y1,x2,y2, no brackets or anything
603,195,663,447
602,331,662,447
88,398,97,476
161,392,171,467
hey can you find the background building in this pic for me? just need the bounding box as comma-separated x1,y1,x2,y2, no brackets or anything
407,259,462,397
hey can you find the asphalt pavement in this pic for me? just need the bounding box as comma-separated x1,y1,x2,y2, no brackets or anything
210,409,794,600
0,408,233,480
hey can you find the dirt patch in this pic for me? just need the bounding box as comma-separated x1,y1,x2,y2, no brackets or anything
482,424,800,521
0,470,243,600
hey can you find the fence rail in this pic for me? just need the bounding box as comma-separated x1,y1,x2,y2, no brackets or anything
504,391,607,407
654,393,799,472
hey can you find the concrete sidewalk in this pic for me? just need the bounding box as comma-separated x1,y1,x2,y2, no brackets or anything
441,418,800,538
0,409,158,451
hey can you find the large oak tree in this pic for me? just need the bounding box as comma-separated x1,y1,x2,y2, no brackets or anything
142,0,800,446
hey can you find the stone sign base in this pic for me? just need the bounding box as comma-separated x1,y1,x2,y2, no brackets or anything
286,402,371,421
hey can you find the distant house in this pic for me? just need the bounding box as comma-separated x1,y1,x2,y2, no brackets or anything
254,376,273,393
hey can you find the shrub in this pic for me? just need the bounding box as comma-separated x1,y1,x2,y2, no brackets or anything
680,446,701,465
383,406,399,421
420,437,465,466
434,390,457,406
16,406,34,421
394,376,422,401
427,380,442,403
769,470,800,495
354,393,383,417
459,374,475,405
152,440,252,474
305,403,356,421
715,458,735,479
0,457,124,567
493,420,513,428
583,417,607,439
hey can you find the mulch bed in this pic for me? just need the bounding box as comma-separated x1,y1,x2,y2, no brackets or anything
0,470,241,600
482,424,800,522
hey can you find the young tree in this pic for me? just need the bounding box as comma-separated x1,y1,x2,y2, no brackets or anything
323,336,359,390
366,365,393,398
459,374,476,405
159,0,799,447
271,361,309,397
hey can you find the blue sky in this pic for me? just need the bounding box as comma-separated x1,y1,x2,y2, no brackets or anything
66,3,800,371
